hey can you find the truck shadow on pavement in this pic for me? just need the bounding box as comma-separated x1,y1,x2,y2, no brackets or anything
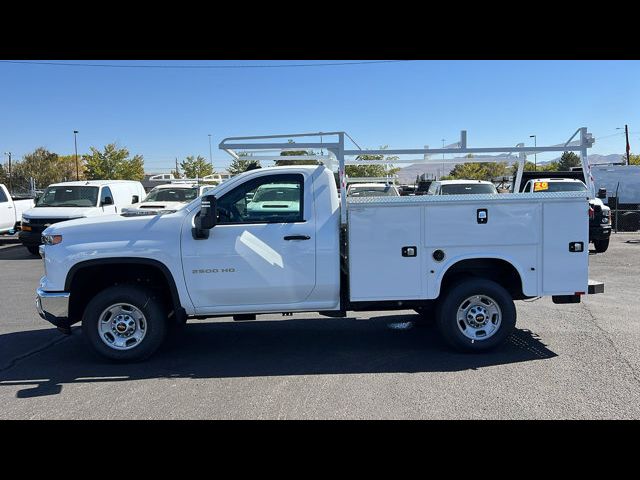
0,244,36,260
0,314,557,399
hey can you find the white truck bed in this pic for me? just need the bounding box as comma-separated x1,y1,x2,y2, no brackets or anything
347,191,589,301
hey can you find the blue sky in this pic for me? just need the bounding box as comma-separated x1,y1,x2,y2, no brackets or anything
1,60,638,173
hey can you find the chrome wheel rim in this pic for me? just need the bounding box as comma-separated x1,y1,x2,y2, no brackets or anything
98,303,147,351
456,295,502,341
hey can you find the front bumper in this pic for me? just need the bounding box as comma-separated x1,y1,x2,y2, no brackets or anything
35,288,71,329
19,229,43,247
589,225,611,241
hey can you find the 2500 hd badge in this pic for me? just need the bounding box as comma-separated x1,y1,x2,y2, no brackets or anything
192,268,236,274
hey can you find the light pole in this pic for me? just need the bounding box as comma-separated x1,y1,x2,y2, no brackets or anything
529,135,537,171
441,138,445,179
208,134,213,171
73,130,79,180
3,152,11,193
616,125,630,165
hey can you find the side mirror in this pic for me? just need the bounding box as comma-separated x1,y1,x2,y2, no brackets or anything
132,195,140,204
597,188,607,199
101,196,114,206
193,194,217,239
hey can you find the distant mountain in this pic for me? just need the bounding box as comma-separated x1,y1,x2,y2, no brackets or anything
538,153,624,166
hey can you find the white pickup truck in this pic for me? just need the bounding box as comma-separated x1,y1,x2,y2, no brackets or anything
0,184,35,235
36,155,605,361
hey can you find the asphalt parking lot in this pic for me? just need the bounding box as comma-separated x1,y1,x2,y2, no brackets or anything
1,233,639,419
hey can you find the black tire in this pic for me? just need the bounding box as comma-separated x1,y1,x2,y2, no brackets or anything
593,238,609,253
82,285,168,362
26,245,40,256
436,278,516,352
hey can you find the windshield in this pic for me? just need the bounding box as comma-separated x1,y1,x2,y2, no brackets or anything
348,186,399,197
36,186,99,207
534,181,588,192
441,184,498,195
144,187,200,203
252,186,300,202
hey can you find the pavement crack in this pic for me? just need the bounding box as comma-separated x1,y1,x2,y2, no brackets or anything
580,302,640,387
0,333,72,374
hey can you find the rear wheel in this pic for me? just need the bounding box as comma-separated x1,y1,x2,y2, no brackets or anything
593,238,609,253
436,278,516,352
82,285,168,362
26,245,40,256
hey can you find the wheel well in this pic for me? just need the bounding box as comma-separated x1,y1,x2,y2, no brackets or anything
66,260,182,324
440,258,525,300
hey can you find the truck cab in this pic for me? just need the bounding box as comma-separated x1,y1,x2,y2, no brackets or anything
0,184,35,235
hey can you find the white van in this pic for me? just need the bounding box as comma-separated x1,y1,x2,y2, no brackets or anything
19,180,146,255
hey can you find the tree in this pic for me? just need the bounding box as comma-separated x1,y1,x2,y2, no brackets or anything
346,146,400,178
449,161,508,181
84,143,145,181
275,140,321,166
57,154,86,181
12,147,61,191
628,153,640,165
228,153,261,175
558,151,581,171
510,160,537,176
179,155,212,178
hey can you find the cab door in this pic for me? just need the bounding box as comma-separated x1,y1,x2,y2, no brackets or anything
0,188,14,230
180,172,317,313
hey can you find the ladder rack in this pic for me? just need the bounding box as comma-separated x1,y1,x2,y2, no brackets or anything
219,128,596,226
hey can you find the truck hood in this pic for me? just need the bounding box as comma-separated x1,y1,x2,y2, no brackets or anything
23,206,99,220
43,213,155,235
590,197,610,211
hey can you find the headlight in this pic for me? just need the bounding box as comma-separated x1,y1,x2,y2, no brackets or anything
42,234,63,245
21,216,30,224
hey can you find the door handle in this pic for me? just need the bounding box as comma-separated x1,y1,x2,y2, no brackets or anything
284,235,311,241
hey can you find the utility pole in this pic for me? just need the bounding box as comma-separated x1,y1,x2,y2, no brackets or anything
208,134,213,171
441,138,445,179
73,130,79,180
3,152,11,193
625,124,630,166
175,157,180,178
616,125,631,165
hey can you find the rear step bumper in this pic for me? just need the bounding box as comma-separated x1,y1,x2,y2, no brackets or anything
552,279,604,304
588,279,605,294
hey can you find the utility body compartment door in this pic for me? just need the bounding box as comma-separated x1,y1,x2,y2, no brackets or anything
348,205,423,301
541,198,589,294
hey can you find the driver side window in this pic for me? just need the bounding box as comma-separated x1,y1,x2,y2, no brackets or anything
216,174,304,224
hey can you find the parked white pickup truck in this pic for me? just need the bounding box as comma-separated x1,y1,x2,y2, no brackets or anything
0,184,35,235
36,155,604,361
121,182,216,216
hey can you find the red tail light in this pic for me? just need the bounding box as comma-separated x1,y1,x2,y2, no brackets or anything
588,207,594,219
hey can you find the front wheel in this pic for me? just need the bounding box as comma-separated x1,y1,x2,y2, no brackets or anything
593,238,609,253
82,285,168,362
436,278,516,352
26,245,40,256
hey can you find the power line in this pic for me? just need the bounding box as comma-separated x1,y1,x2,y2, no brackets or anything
0,60,415,69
